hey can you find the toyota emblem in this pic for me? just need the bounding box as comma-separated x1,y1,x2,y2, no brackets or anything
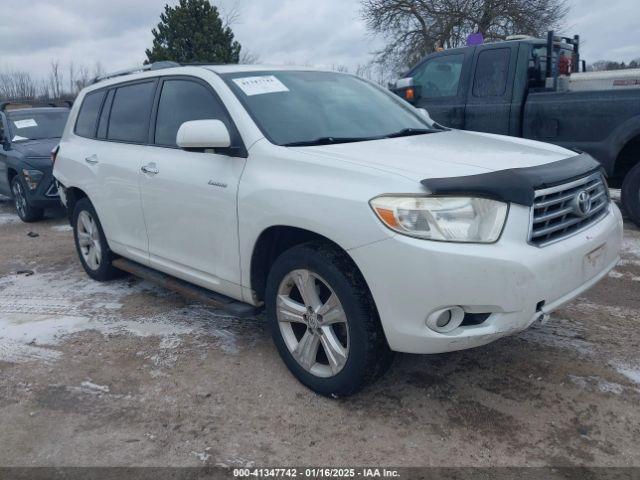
573,190,592,217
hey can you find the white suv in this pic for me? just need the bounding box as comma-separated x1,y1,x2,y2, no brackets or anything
53,64,623,396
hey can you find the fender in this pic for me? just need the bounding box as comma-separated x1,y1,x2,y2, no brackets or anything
604,114,640,174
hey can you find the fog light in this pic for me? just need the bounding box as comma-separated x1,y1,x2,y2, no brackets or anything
426,306,465,333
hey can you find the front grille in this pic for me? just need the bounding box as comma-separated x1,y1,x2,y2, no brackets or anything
530,171,609,247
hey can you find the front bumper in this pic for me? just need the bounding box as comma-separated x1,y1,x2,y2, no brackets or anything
21,169,62,209
349,202,624,354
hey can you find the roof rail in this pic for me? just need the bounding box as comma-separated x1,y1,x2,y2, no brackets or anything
0,100,72,112
93,61,181,83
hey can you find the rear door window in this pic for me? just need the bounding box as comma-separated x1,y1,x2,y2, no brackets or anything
473,48,511,97
107,82,156,143
154,79,229,147
75,90,105,138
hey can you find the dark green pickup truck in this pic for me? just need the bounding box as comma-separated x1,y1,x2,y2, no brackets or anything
391,32,640,226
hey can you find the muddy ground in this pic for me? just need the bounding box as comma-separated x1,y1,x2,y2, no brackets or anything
0,193,638,468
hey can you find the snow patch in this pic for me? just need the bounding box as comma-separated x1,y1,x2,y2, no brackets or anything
80,381,110,393
0,213,20,225
0,270,256,364
51,224,73,232
569,374,624,395
613,364,640,385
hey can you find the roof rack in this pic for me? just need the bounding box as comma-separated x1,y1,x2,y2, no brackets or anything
0,100,72,112
94,61,181,83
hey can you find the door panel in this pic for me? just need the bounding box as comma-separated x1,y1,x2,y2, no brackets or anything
464,45,518,135
140,148,245,298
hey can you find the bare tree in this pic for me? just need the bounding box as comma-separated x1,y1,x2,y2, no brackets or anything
48,60,64,99
0,70,39,100
239,49,261,64
362,0,570,74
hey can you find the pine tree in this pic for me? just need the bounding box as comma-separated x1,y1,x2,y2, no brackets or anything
145,0,241,65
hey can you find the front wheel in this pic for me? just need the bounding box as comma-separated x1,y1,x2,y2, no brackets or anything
72,197,123,281
11,176,44,223
622,162,640,227
265,242,394,397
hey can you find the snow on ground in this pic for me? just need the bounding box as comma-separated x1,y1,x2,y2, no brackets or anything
0,269,258,364
51,224,73,232
0,213,20,225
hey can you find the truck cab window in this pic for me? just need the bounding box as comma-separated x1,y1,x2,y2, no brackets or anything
413,54,464,98
473,48,511,98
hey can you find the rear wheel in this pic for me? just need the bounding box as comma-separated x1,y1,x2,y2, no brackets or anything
11,176,44,223
72,198,123,281
622,162,640,227
265,242,394,397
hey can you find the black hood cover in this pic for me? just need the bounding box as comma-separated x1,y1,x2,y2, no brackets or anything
10,138,59,158
420,153,602,206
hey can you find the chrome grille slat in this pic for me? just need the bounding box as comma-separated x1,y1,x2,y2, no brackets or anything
529,172,610,247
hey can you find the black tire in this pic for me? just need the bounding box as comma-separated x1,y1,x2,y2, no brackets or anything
72,197,123,281
11,176,44,223
265,242,394,397
622,162,640,227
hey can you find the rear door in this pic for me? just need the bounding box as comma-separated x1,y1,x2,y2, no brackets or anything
464,44,519,135
74,80,157,264
409,50,471,129
139,76,246,299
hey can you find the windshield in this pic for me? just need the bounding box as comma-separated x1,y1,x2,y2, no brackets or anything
222,71,436,146
6,110,69,142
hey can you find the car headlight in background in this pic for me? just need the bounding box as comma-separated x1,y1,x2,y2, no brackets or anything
22,169,44,191
370,195,508,243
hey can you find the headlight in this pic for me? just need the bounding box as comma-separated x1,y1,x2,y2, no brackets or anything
370,195,508,243
22,169,44,191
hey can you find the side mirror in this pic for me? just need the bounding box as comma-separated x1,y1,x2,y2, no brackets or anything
416,108,433,123
176,119,231,150
392,77,420,103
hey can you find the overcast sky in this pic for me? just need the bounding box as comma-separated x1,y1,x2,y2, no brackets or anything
1,0,639,81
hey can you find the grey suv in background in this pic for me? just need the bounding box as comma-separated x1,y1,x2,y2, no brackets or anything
0,102,70,222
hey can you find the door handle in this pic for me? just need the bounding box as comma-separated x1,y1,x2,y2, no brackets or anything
141,164,159,175
85,154,98,165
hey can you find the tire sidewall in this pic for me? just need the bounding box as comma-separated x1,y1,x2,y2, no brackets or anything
622,163,640,227
72,198,116,281
265,244,376,397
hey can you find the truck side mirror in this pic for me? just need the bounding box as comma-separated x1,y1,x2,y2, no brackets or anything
392,77,420,103
416,108,434,123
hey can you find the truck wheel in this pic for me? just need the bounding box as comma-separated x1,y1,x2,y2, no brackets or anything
72,197,123,281
622,162,640,227
11,176,44,223
265,242,394,397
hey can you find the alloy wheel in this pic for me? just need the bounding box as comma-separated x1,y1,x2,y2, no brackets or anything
77,211,102,270
12,181,27,218
276,269,350,378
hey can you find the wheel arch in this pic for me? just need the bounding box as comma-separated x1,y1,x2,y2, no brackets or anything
63,186,89,223
612,132,640,188
249,225,373,305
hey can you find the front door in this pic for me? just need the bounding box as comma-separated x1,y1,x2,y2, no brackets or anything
139,77,246,299
411,51,470,129
464,45,519,135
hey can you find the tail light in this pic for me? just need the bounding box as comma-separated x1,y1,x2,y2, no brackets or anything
51,145,60,167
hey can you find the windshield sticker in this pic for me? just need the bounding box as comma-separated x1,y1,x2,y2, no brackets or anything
13,118,38,129
11,135,28,141
233,75,289,96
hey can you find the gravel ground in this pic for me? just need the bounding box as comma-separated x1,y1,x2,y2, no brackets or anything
0,193,639,468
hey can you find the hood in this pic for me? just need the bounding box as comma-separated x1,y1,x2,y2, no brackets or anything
297,130,575,180
11,138,59,159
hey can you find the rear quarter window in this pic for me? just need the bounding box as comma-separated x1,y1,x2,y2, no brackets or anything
75,91,106,138
472,48,511,97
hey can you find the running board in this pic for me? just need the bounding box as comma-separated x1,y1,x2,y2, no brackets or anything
112,258,260,318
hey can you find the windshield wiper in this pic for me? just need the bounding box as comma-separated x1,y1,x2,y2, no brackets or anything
385,128,435,139
283,136,375,147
